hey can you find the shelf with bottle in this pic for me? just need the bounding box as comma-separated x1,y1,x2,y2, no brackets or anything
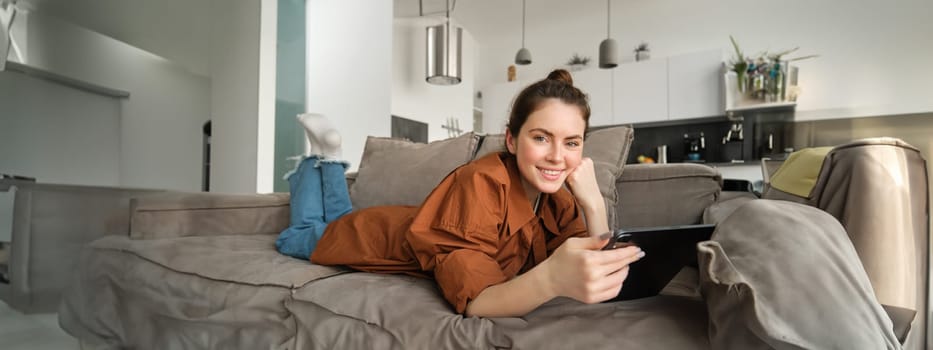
723,63,798,112
723,36,817,112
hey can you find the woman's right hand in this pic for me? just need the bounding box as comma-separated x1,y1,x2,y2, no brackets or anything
541,235,645,304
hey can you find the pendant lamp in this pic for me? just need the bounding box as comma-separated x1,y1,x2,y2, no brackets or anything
598,0,618,69
514,0,531,65
426,0,462,85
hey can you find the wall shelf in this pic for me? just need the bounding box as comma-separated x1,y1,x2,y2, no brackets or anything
4,62,130,98
726,101,796,113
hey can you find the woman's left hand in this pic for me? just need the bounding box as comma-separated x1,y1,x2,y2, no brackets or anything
566,157,602,209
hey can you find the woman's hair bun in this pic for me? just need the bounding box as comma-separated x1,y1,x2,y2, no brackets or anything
546,69,573,86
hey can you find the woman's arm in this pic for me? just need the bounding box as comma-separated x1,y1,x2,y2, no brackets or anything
465,236,643,317
565,157,609,237
465,158,647,318
464,260,554,317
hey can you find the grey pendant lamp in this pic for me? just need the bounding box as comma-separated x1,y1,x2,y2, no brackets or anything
514,0,531,65
426,0,462,85
598,0,619,69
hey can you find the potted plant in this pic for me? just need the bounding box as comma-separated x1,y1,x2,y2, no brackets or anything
566,53,590,71
763,47,819,101
728,35,749,93
634,42,650,61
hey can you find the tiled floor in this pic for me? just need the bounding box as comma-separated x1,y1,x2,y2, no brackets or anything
0,300,79,350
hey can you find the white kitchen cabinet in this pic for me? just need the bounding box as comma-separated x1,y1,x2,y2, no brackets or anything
613,58,669,124
668,49,724,120
480,49,726,130
572,68,613,127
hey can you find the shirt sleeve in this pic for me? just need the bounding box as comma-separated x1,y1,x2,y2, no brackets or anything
545,189,590,254
406,168,509,314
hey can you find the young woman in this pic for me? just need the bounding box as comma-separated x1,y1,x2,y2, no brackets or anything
276,69,644,317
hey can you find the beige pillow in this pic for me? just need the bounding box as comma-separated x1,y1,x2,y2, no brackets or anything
472,125,634,229
698,199,900,349
350,133,480,210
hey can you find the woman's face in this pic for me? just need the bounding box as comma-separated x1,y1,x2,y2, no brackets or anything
506,98,586,201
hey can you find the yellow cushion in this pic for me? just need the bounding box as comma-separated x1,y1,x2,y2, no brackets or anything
770,147,833,198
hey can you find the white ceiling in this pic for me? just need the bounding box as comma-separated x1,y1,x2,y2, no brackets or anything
18,0,212,76
21,0,609,77
393,0,597,48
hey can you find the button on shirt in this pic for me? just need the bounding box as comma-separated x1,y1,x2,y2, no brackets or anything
311,152,589,314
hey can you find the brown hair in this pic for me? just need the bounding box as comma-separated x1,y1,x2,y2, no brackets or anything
506,69,591,138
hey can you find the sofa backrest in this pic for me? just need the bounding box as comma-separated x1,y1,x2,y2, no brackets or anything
616,163,722,228
345,126,725,231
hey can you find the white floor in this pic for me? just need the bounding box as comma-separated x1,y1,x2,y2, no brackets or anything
0,300,79,350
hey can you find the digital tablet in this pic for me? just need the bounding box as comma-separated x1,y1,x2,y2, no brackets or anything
602,224,716,301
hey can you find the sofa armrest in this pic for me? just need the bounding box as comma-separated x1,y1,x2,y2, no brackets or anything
345,171,357,193
130,192,290,239
1,180,163,313
616,163,722,228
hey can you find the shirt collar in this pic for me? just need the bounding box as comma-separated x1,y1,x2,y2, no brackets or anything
502,154,537,236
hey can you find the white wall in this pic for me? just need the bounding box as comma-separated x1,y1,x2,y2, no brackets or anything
307,0,392,171
0,70,121,186
471,0,933,119
13,11,209,191
209,0,279,193
392,17,475,140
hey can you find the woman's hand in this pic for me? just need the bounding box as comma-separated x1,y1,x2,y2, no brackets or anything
565,157,603,211
541,234,645,304
566,157,610,237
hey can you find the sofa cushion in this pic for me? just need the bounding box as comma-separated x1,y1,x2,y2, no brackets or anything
130,192,290,239
702,193,755,225
472,133,506,159
494,295,709,349
350,132,480,209
473,126,634,229
59,237,301,348
767,146,832,198
698,199,900,349
89,235,347,288
288,272,508,348
286,272,708,349
617,163,721,228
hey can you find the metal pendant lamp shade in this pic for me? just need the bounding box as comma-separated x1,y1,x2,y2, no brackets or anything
426,21,462,85
514,0,531,65
426,0,462,85
598,0,619,69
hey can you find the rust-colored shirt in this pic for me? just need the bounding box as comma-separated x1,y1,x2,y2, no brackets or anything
311,152,589,313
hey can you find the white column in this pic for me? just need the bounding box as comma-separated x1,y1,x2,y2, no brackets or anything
306,0,392,171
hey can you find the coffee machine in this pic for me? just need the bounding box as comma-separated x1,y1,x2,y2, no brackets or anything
721,120,744,162
683,132,706,162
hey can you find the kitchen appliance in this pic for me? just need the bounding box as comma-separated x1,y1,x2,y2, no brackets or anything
683,132,706,162
754,121,793,159
721,121,744,162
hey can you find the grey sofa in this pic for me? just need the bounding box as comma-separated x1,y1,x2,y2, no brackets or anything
0,180,162,313
57,128,927,349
